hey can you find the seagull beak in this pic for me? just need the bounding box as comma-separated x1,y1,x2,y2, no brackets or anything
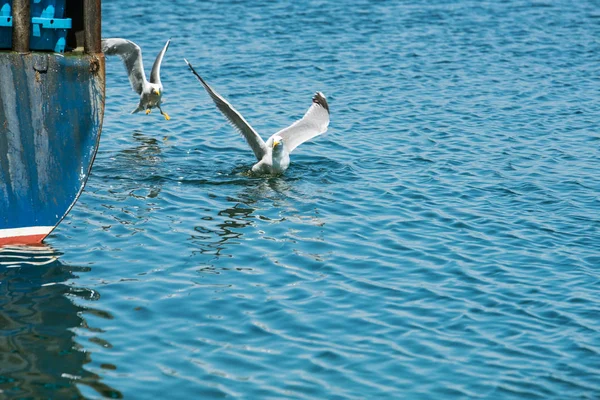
273,140,280,148
155,89,160,96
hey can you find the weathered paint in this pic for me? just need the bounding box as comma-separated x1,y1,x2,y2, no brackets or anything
84,0,102,54
11,0,30,53
0,51,105,244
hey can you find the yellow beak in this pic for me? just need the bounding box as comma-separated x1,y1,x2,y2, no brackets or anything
273,140,280,148
155,90,160,96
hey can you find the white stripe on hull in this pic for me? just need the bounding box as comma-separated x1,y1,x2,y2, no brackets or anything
0,226,54,239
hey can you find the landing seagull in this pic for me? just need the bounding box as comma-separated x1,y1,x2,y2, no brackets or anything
102,38,171,120
184,59,330,175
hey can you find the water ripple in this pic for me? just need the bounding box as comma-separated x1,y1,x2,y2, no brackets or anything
2,0,600,398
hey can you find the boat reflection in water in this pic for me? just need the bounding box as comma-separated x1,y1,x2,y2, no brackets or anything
0,245,121,399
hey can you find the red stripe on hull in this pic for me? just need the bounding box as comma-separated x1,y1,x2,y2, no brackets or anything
0,234,47,246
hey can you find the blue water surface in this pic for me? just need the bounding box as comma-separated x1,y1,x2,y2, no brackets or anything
1,0,600,398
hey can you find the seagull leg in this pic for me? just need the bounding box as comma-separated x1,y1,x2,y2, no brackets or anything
159,106,170,121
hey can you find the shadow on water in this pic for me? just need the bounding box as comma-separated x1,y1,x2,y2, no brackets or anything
0,245,121,399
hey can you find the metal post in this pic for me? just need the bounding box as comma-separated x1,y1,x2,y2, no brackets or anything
11,0,30,53
84,0,101,54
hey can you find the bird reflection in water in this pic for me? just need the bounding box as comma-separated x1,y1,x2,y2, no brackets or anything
191,204,255,258
97,131,165,234
123,131,165,199
190,177,292,261
0,245,121,399
104,131,165,201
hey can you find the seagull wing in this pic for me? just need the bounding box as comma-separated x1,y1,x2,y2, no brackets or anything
101,38,147,95
185,59,267,161
150,39,170,86
275,92,330,153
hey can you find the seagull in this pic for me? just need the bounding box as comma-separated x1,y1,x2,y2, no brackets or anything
184,59,330,175
102,38,171,120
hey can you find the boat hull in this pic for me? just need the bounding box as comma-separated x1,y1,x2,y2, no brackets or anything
0,52,105,245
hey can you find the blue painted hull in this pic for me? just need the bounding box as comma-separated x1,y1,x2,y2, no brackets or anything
0,52,105,244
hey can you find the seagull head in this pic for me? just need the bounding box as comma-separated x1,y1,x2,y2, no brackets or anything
272,136,284,152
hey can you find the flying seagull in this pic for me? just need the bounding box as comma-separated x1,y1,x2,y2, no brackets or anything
102,38,171,120
184,59,330,175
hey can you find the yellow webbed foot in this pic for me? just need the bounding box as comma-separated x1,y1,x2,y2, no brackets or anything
163,112,170,121
145,109,151,115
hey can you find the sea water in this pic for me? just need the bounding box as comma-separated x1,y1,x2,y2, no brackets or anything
1,0,599,398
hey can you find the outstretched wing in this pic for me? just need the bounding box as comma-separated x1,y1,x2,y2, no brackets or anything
101,38,147,95
150,39,170,86
275,92,330,153
185,59,267,161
